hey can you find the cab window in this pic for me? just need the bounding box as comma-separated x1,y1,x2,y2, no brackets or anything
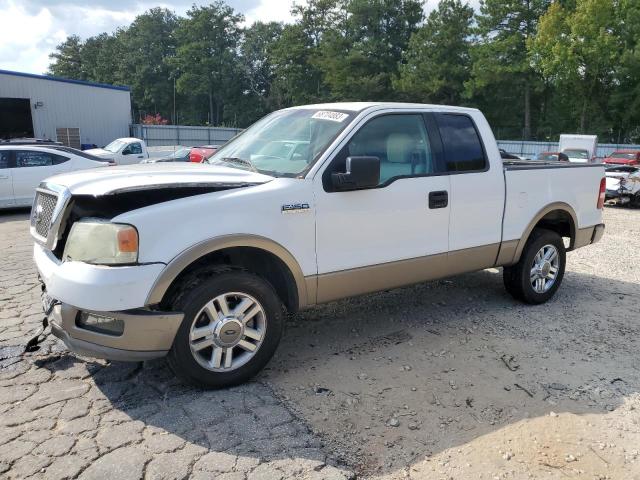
343,114,436,185
435,114,487,172
126,143,142,155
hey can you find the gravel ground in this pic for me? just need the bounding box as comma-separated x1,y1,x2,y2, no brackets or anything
1,206,639,479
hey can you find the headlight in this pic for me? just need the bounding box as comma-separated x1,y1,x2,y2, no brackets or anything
63,220,138,265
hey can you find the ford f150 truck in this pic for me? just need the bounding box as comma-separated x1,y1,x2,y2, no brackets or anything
31,103,605,388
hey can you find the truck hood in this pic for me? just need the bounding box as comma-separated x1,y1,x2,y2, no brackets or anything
84,148,112,157
44,163,274,196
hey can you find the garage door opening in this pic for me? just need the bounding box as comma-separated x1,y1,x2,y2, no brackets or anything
0,98,34,140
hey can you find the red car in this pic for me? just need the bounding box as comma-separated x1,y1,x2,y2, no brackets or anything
603,150,640,166
189,145,221,163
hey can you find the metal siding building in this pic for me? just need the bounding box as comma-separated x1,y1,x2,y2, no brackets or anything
0,69,131,147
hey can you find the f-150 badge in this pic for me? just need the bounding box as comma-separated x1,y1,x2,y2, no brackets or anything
282,203,310,214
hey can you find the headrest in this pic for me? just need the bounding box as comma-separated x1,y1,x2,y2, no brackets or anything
387,133,414,163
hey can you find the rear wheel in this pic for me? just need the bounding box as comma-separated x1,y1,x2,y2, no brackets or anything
503,229,566,305
167,269,284,388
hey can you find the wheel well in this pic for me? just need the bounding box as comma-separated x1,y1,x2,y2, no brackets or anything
532,209,575,243
161,247,299,313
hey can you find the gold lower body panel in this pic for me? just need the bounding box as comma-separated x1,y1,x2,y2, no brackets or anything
310,243,502,305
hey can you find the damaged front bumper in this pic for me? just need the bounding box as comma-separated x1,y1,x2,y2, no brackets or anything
48,302,183,362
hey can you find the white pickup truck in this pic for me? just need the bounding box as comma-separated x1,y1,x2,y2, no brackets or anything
85,137,149,165
31,103,605,388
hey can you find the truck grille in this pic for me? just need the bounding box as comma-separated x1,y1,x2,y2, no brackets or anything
31,191,59,239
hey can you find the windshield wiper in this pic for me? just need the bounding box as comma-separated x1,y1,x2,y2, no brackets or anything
217,157,257,172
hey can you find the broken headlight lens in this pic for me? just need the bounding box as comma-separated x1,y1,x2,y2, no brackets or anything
63,220,138,265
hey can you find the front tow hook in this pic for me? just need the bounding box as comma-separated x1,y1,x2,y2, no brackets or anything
24,301,58,353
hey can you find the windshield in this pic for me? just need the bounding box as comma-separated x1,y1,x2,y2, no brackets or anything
563,149,589,159
104,139,127,153
207,108,355,177
170,147,191,159
50,146,109,162
609,152,636,160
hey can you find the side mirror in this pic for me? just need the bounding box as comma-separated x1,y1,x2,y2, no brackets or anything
331,156,380,191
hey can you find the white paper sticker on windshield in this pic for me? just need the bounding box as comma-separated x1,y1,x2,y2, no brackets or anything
311,111,349,122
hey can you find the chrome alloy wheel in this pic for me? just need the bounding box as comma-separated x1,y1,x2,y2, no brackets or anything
189,292,266,372
530,244,560,294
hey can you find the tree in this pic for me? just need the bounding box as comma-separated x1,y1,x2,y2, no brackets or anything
467,0,550,139
240,22,283,108
608,0,640,142
270,26,324,107
318,0,423,100
172,2,244,125
80,33,123,85
48,35,85,78
119,8,179,121
269,0,339,107
395,0,474,104
530,0,622,133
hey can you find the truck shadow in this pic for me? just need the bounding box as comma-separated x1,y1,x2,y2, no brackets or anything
33,267,640,478
0,208,30,224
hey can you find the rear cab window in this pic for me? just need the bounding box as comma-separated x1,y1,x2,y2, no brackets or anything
434,113,487,172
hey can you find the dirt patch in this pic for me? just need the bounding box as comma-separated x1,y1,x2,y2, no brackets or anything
265,207,640,478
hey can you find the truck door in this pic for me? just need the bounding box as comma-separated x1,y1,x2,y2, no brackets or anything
313,112,450,302
433,112,505,271
121,142,145,164
0,150,15,207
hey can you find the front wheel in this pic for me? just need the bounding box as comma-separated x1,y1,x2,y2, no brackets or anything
167,269,284,388
503,229,566,305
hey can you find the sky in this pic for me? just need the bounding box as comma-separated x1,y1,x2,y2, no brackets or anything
0,0,478,76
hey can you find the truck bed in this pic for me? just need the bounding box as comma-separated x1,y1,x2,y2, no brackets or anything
501,159,605,249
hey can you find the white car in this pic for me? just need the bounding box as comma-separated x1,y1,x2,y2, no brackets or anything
0,145,111,208
31,102,605,388
85,137,149,165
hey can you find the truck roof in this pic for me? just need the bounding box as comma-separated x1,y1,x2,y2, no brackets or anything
288,102,479,113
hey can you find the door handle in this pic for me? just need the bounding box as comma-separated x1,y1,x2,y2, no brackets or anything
0,175,8,179
428,190,448,209
137,155,143,158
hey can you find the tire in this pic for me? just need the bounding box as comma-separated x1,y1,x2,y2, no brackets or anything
167,268,284,389
502,228,566,305
502,265,523,301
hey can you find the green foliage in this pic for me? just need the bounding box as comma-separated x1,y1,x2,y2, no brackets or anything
48,35,84,79
44,0,640,139
531,0,623,134
467,0,551,139
120,8,179,121
395,0,474,104
317,0,423,100
171,2,244,125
